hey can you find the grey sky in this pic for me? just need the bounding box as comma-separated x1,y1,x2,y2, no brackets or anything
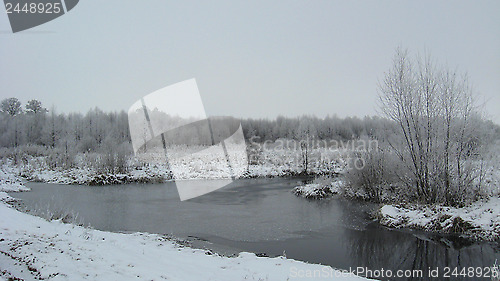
1,1,499,123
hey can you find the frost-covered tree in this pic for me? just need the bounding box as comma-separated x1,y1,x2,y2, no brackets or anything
295,117,317,173
379,47,484,206
1,98,22,116
0,98,23,147
24,100,47,145
25,99,47,114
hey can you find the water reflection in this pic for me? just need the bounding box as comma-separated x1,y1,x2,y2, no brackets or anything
346,225,498,280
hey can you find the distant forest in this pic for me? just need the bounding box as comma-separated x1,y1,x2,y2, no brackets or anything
1,97,499,154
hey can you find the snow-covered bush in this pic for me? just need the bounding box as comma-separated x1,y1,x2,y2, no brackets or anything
343,149,402,203
292,177,343,200
292,184,334,199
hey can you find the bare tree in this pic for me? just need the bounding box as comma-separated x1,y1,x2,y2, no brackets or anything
1,98,23,147
24,99,47,145
379,47,483,206
296,117,317,174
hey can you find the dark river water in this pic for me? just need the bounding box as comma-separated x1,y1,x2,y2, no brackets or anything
10,178,500,281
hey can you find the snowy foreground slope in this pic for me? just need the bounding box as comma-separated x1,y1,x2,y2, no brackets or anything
0,192,370,281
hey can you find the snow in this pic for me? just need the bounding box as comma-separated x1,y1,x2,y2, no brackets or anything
8,146,348,186
0,164,29,192
292,180,343,199
377,197,500,241
481,164,500,196
0,192,370,281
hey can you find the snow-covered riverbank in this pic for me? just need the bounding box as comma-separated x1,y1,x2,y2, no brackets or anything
291,176,500,241
5,146,346,186
291,168,500,241
375,197,500,241
374,166,500,241
0,165,29,192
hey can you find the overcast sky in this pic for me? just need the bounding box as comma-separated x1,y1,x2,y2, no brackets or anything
1,1,499,123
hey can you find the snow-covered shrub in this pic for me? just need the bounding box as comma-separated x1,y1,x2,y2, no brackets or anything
292,177,343,200
45,147,75,170
344,149,402,203
19,144,51,157
292,184,334,199
99,141,132,174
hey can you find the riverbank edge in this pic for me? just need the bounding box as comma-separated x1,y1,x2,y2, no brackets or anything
373,199,500,242
4,161,333,186
291,181,500,242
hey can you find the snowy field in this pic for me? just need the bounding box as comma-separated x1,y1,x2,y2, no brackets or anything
0,175,371,281
5,145,348,186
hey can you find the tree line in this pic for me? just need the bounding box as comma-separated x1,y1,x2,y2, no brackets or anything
0,97,418,153
1,96,498,152
1,98,414,173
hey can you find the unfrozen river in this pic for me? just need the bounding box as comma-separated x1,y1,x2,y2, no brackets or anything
11,178,500,280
